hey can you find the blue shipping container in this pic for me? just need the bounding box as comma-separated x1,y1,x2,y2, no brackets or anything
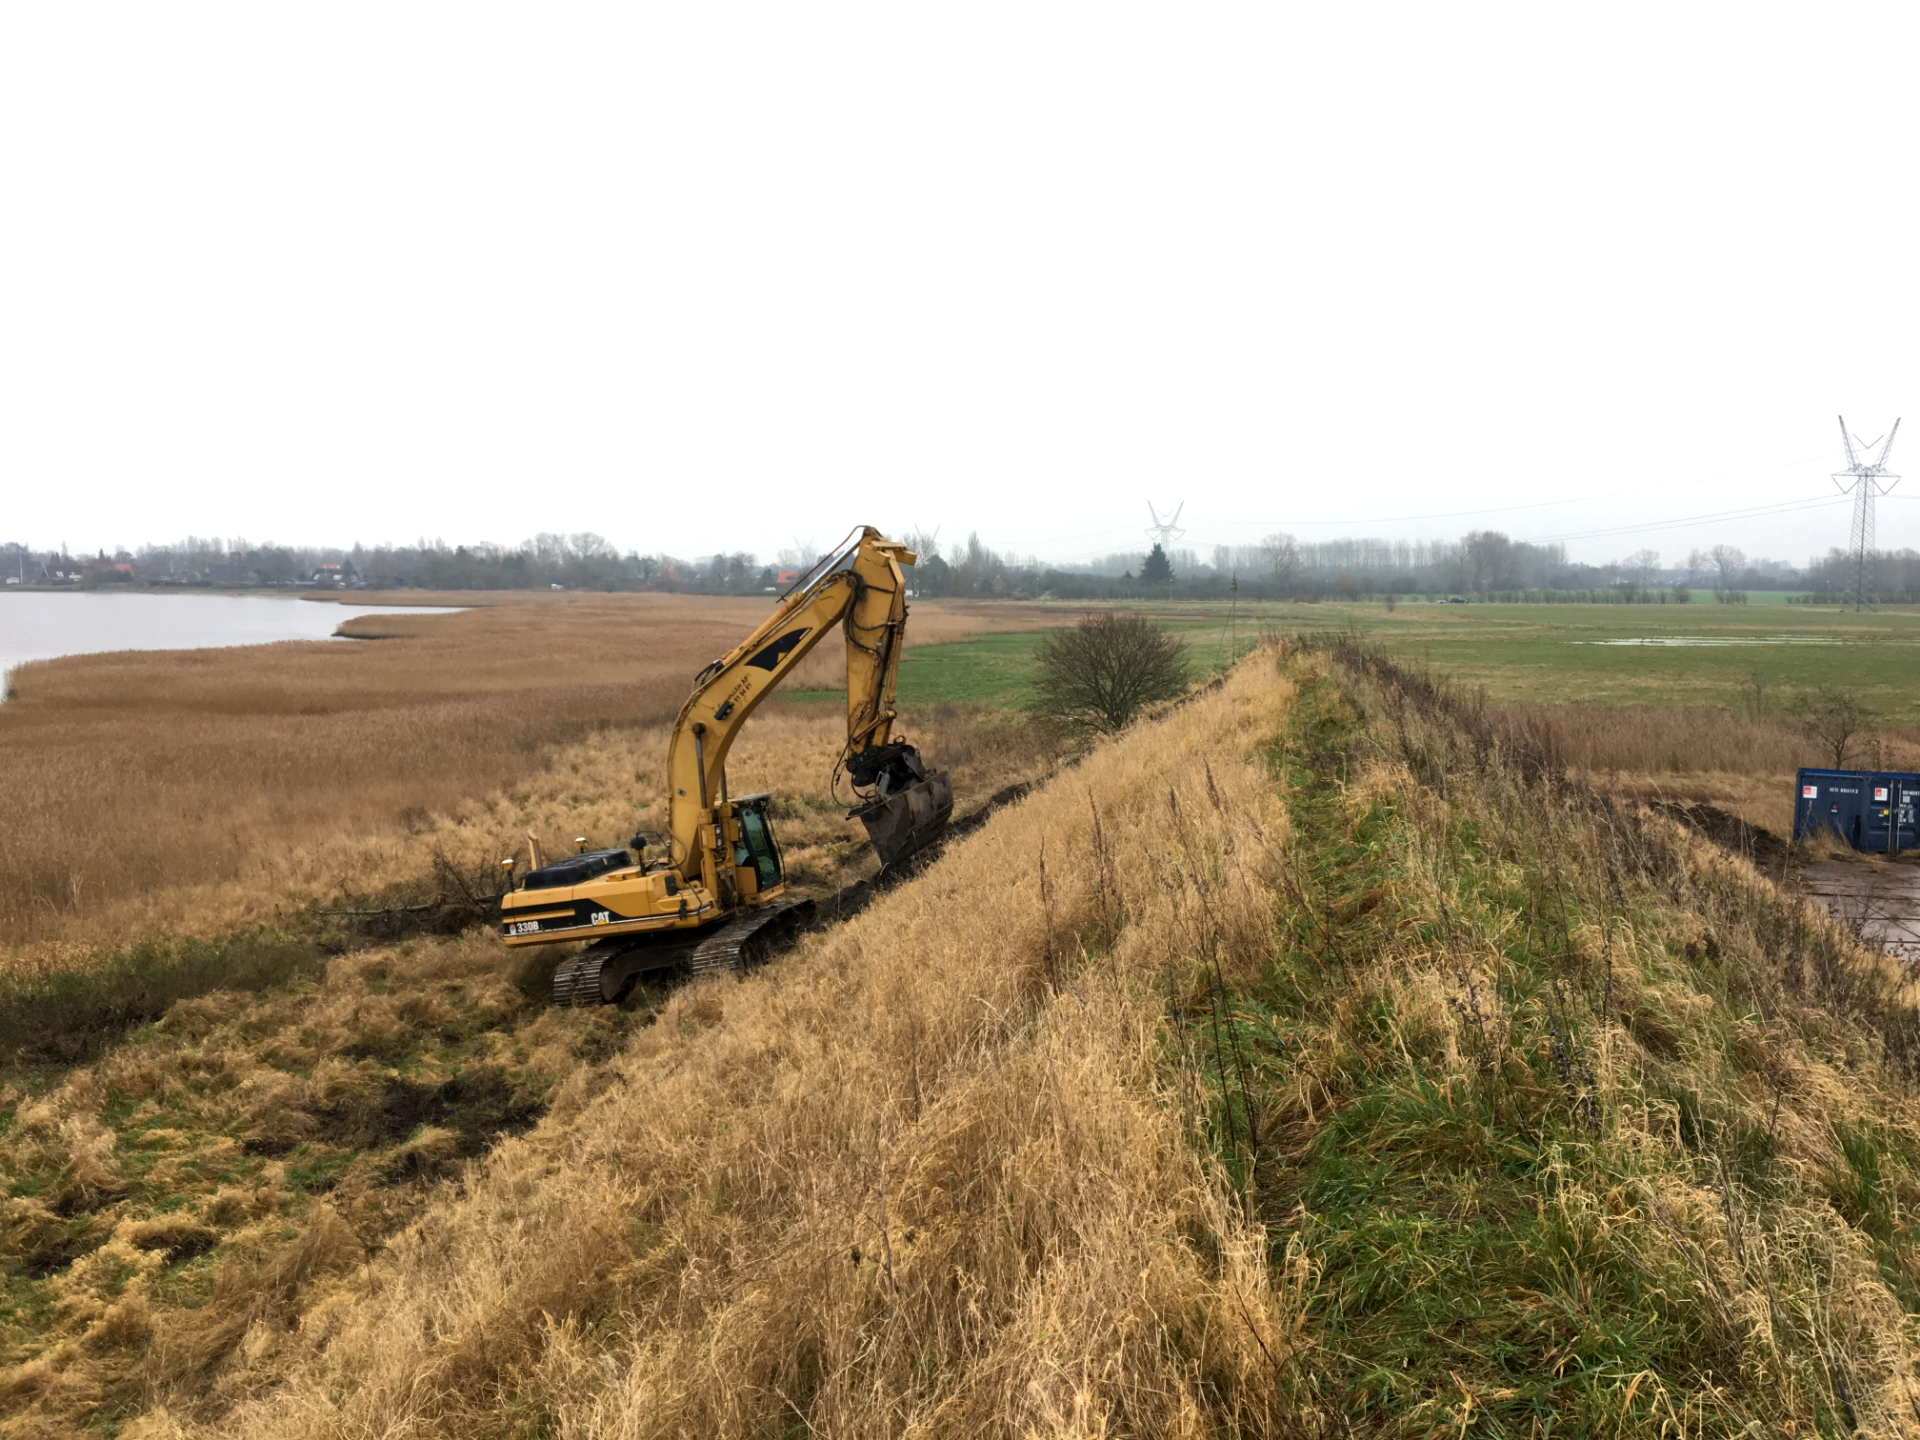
1863,772,1920,853
1794,769,1868,846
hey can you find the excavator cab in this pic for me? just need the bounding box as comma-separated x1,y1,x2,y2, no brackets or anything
728,793,785,894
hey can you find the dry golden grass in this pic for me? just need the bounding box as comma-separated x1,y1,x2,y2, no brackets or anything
1493,701,1920,838
0,701,1057,992
69,655,1296,1438
0,699,1064,1438
0,594,1065,961
1491,703,1811,775
0,930,636,1432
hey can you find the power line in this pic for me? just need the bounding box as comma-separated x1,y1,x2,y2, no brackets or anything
1522,494,1850,544
1184,453,1832,531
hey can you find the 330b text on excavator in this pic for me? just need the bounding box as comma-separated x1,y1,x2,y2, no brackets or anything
497,526,954,1005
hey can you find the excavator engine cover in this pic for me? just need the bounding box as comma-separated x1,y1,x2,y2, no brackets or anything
857,770,954,869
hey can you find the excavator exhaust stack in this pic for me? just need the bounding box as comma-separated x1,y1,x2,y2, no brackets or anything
856,769,954,869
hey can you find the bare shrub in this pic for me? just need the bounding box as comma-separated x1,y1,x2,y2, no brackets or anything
1788,684,1875,769
1029,612,1190,735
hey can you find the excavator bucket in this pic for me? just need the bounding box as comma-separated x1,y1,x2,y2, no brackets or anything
857,770,954,869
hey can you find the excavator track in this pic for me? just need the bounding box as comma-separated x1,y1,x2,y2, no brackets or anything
684,898,815,979
551,932,701,1007
551,899,815,1005
545,782,1032,1007
551,948,614,1008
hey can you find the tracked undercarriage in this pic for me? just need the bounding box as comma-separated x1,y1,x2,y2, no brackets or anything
549,898,816,1006
542,779,1025,1007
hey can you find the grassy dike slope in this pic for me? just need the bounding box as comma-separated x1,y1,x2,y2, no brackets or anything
1254,638,1920,1434
182,657,1300,1437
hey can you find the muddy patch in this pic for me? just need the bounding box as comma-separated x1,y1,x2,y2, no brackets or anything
1797,861,1920,965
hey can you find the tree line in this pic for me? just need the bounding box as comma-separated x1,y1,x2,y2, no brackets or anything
0,528,1869,600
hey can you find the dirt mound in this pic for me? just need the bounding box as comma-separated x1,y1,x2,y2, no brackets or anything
1652,798,1793,871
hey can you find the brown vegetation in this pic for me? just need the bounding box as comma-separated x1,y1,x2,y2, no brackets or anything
16,631,1920,1433
0,930,629,1431
0,689,1066,1436
1490,700,1920,838
0,594,1065,961
3,654,1297,1438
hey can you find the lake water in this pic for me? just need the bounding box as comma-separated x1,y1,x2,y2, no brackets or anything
0,593,465,697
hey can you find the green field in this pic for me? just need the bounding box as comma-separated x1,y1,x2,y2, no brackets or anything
796,616,1264,709
792,598,1920,722
1301,600,1920,717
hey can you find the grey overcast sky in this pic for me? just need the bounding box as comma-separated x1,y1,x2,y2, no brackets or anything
2,4,1914,568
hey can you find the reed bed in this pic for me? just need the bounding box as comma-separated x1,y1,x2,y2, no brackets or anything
106,655,1300,1438
1490,702,1811,774
1484,701,1920,837
1490,700,1920,774
0,594,1061,958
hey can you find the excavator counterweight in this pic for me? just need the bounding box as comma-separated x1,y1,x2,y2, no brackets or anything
496,526,951,1004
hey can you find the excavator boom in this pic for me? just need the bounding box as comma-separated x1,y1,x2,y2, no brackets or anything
664,526,943,873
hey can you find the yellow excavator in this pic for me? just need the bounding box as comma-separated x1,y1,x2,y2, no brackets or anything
499,526,953,1005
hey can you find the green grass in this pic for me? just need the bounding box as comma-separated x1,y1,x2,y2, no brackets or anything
1310,599,1920,715
1158,654,1920,1431
787,616,1268,710
836,596,1920,719
0,930,333,1076
1233,678,1715,1428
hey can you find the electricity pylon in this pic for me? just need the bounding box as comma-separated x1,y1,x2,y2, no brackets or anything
1146,502,1185,551
1835,416,1901,611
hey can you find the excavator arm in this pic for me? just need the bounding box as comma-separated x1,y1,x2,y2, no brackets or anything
663,526,950,880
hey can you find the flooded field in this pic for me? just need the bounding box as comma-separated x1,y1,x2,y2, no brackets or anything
1583,634,1847,646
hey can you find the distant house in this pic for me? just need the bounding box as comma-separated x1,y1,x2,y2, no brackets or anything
310,564,345,586
776,570,801,586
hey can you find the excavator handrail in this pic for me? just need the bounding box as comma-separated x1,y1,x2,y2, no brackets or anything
778,527,864,604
